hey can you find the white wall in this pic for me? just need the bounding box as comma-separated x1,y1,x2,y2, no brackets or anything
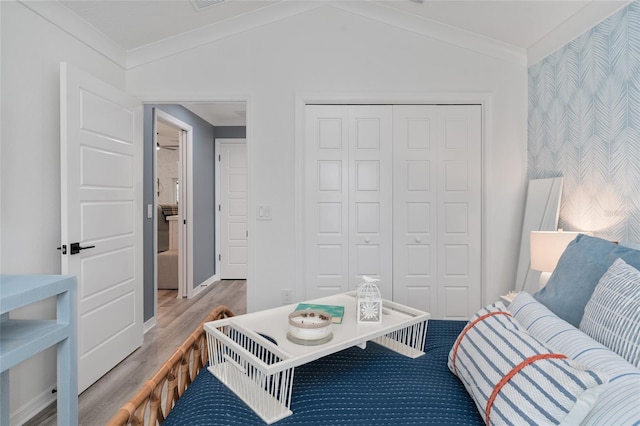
127,6,529,312
0,1,125,422
0,2,528,421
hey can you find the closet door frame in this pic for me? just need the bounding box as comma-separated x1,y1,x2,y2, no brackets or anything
294,93,492,312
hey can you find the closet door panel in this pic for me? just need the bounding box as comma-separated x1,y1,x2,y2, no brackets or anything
305,106,350,299
437,106,482,319
349,106,393,298
393,106,438,313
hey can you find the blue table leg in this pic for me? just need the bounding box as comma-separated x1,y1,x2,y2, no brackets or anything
57,285,78,425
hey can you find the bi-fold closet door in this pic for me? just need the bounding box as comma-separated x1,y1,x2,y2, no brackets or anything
305,105,393,299
305,104,481,319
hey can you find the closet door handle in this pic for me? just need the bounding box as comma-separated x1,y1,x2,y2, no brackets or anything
364,237,371,244
415,236,422,243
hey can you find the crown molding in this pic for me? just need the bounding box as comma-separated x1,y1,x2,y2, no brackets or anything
126,0,527,69
527,0,631,67
332,1,526,67
18,0,127,68
125,1,322,69
22,0,528,71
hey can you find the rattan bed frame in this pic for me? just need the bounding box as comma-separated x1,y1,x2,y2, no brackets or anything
107,305,235,426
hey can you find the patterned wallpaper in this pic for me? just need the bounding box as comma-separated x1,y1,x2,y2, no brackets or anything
528,1,640,242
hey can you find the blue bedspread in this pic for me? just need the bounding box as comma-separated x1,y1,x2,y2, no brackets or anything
165,320,482,425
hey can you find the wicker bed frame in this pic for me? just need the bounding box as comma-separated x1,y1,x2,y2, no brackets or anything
107,306,234,426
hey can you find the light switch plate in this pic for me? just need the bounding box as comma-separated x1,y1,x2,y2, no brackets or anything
257,205,272,220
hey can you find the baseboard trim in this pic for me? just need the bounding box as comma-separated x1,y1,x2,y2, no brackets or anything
144,317,157,334
191,274,218,298
11,384,57,426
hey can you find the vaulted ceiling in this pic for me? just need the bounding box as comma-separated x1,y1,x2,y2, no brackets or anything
28,0,629,68
22,0,629,125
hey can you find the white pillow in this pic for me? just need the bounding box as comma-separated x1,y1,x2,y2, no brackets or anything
579,258,640,368
510,292,640,425
448,302,608,425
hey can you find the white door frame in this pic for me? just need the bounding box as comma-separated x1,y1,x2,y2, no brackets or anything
215,138,248,280
154,108,194,301
145,96,253,318
294,92,493,305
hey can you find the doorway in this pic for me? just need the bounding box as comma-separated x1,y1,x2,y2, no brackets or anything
154,109,192,300
146,101,249,327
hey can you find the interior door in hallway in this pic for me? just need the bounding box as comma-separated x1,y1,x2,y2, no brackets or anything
393,105,482,319
60,62,143,392
217,139,248,279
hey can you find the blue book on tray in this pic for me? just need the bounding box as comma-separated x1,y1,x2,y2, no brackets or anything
294,303,344,324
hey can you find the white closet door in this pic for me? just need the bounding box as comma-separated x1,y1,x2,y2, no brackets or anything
393,105,482,319
348,106,393,298
305,105,350,299
436,105,482,319
392,105,438,312
305,106,392,299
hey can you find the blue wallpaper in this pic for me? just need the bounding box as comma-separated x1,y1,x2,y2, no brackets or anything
528,1,640,242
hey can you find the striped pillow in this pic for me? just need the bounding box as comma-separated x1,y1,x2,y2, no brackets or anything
448,302,608,426
579,258,640,368
510,292,640,425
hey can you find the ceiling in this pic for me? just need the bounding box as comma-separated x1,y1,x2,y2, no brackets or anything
47,0,629,126
59,0,628,52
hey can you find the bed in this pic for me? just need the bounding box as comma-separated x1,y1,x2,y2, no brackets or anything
109,235,640,425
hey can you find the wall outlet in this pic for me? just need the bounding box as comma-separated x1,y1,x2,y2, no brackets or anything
282,288,293,304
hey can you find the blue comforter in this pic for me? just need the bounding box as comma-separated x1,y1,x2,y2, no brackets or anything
165,320,481,425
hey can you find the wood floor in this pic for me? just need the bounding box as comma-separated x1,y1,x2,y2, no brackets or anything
25,279,246,426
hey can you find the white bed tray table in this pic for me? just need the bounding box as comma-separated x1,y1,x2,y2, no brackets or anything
204,291,430,424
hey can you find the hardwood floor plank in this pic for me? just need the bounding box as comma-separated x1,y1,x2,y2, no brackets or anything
24,280,246,426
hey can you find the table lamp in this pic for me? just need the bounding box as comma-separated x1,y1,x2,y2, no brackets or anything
530,231,581,287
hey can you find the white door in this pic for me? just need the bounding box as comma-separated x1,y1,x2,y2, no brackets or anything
60,62,143,392
392,105,438,313
217,139,247,279
305,106,350,299
348,106,393,298
305,106,392,299
393,105,482,319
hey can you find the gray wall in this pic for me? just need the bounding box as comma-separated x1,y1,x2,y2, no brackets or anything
144,104,216,321
215,126,246,138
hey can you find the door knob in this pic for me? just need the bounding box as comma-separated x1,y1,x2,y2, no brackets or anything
70,242,95,255
365,237,371,244
415,236,422,243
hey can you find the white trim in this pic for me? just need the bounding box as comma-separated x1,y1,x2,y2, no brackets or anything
527,0,631,66
191,274,219,298
215,141,221,279
152,109,159,318
294,91,492,306
154,109,194,299
127,1,525,69
20,0,626,71
17,0,127,68
144,317,158,334
332,2,525,67
10,382,57,426
126,1,321,69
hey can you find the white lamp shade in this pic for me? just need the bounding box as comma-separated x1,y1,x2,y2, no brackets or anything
530,231,581,272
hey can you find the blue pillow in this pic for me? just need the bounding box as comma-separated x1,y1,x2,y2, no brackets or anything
533,234,640,327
